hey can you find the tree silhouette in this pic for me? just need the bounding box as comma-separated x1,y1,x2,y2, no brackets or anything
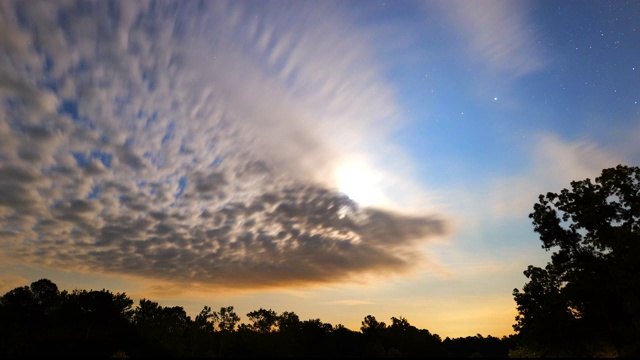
359,314,387,356
215,305,240,332
246,308,278,334
513,164,640,357
0,279,515,357
444,334,514,358
0,285,38,356
276,311,303,356
214,306,240,357
194,305,216,333
360,314,387,335
30,278,59,314
277,310,302,334
133,299,192,356
70,289,135,356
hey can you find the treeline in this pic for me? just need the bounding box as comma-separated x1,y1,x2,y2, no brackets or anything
0,279,515,357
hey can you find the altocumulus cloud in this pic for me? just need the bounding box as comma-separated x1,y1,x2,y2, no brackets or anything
0,0,447,289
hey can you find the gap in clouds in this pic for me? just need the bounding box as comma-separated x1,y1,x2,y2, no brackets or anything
0,0,449,290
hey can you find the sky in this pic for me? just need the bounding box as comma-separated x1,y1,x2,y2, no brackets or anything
0,0,639,338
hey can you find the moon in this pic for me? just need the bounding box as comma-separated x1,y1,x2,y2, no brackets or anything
334,157,387,207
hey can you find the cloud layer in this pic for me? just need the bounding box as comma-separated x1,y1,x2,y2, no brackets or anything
0,1,446,288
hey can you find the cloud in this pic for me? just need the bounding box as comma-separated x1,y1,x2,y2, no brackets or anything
327,300,374,306
0,1,448,289
489,133,626,218
436,0,545,79
12,183,446,288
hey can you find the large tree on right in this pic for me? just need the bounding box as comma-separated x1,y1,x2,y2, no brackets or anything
512,165,640,357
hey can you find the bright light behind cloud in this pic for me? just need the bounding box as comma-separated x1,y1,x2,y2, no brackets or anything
334,156,388,208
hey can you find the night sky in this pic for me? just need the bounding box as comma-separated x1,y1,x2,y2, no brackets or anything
1,0,639,338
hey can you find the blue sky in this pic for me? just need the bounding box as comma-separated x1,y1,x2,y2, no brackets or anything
0,0,638,338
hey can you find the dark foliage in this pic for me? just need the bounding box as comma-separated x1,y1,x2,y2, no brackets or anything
443,334,515,358
513,164,640,357
0,279,514,357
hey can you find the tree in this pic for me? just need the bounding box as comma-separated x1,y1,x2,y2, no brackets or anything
215,305,240,332
194,305,216,333
360,314,386,335
360,315,387,356
133,299,191,356
389,316,413,333
513,165,640,357
277,311,302,334
30,278,60,314
190,305,216,357
72,289,135,356
213,306,240,357
275,311,302,356
299,318,333,356
246,308,278,334
0,285,37,356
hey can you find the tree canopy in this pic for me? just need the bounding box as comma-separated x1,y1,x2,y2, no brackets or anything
0,278,513,357
512,164,640,357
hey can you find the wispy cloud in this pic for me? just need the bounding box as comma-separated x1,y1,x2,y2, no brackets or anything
0,1,447,289
326,299,374,306
489,133,625,218
436,0,545,79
